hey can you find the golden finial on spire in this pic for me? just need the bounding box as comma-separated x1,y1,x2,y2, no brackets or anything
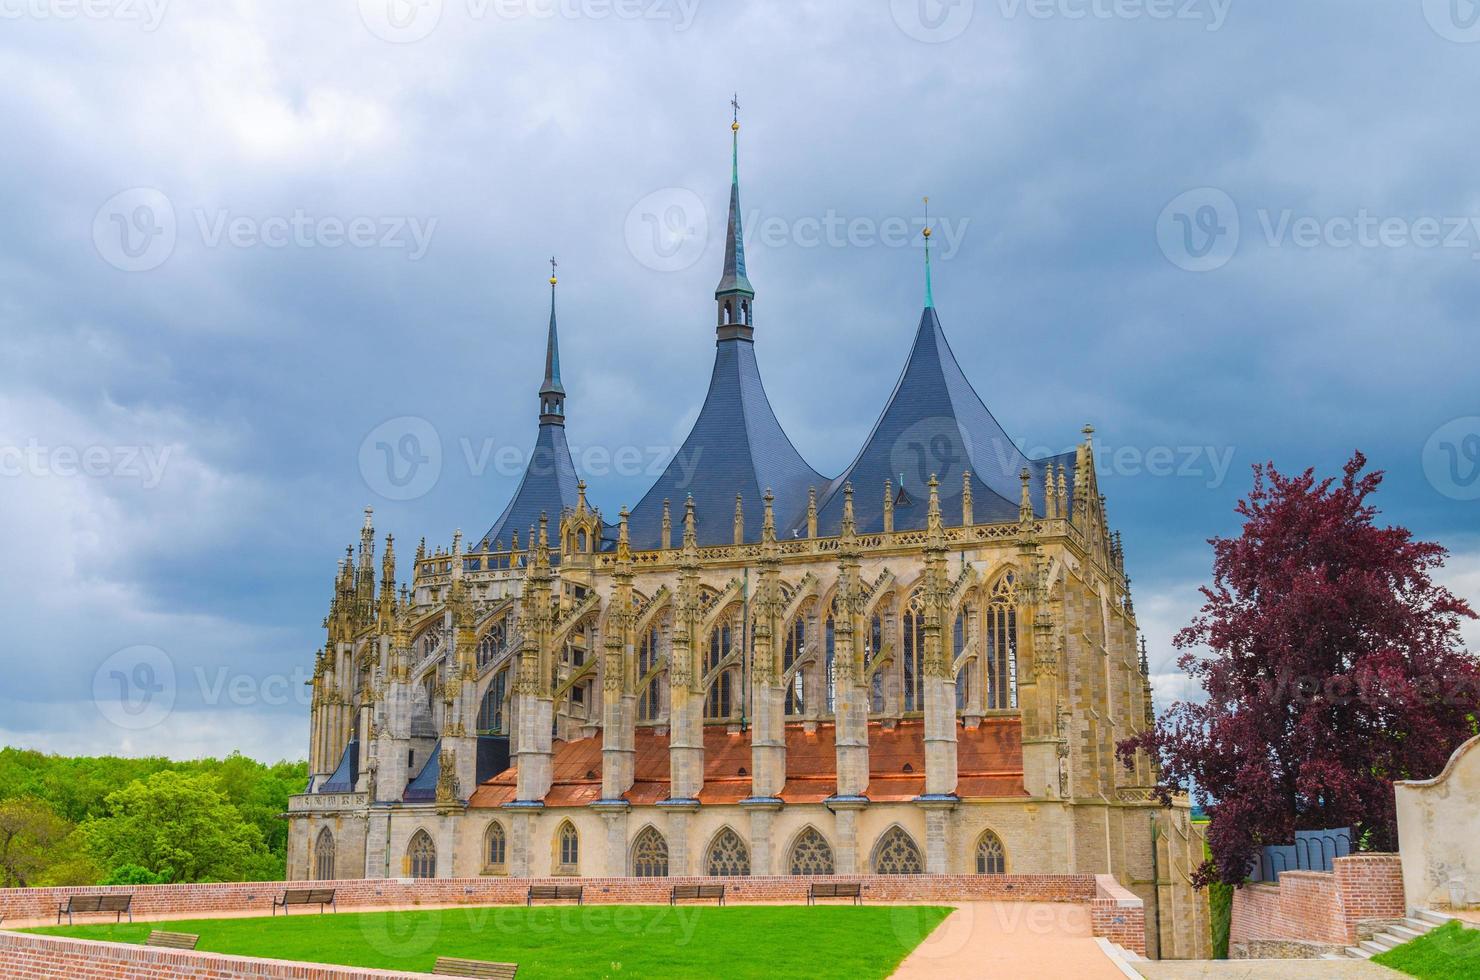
731,92,740,131
549,255,558,287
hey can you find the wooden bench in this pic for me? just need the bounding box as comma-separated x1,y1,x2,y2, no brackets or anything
272,887,337,915
56,894,133,924
145,931,200,950
526,884,583,906
670,884,726,906
807,882,862,906
432,957,519,978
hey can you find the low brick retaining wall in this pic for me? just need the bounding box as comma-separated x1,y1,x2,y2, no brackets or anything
0,872,1101,922
1229,853,1404,954
1091,874,1148,955
0,931,429,979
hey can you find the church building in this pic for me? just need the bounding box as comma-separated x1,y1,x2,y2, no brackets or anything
286,114,1210,959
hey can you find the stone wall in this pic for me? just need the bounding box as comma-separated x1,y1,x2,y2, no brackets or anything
1395,733,1480,910
0,931,427,979
1228,853,1404,954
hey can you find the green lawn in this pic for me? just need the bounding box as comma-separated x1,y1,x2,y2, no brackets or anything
30,904,952,979
1372,920,1480,979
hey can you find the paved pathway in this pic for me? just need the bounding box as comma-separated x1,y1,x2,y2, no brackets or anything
891,901,1127,979
1135,960,1403,979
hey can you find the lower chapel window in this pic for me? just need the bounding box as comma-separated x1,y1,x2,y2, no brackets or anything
788,827,835,876
314,827,335,881
705,827,750,876
408,830,437,879
631,826,669,877
976,830,1006,874
486,822,506,869
872,827,924,875
558,822,579,869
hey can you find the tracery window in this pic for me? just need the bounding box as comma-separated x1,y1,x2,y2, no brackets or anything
419,628,441,661
477,618,507,668
705,609,740,719
788,827,835,876
953,609,970,711
706,827,751,876
637,625,662,721
313,827,335,881
824,612,836,714
902,591,926,712
872,826,924,875
975,830,1006,874
986,574,1019,710
486,821,506,870
408,830,436,879
631,826,669,877
557,821,579,870
867,611,886,713
783,615,806,715
476,668,509,733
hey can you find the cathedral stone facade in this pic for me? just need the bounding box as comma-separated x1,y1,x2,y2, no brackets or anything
286,120,1210,959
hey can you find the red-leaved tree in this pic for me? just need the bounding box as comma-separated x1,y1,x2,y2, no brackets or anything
1118,452,1479,887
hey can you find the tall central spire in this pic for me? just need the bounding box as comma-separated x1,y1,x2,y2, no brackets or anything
539,256,565,426
922,196,935,310
715,93,755,342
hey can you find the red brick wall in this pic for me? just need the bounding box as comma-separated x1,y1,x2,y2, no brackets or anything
0,873,1101,922
1090,874,1148,955
0,931,427,979
1229,853,1405,948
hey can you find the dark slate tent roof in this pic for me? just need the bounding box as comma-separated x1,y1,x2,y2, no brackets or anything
319,739,358,794
402,738,441,802
811,306,1076,536
626,337,825,549
479,422,580,549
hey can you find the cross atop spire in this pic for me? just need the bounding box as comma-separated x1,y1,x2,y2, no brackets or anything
716,95,754,341
539,258,565,425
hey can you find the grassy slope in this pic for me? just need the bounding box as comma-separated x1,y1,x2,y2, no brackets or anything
1372,920,1480,979
31,905,953,979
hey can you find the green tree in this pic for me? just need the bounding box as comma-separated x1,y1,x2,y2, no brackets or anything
0,796,72,887
82,770,270,883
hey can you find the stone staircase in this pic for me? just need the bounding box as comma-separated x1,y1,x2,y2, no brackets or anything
1325,907,1454,960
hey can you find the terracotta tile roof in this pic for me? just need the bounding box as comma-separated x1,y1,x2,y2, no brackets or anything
468,717,1025,808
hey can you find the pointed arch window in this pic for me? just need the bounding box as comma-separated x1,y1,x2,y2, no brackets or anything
783,615,806,715
477,668,509,734
986,574,1019,710
705,610,739,720
478,618,508,668
824,612,836,714
902,591,926,712
314,827,335,881
706,827,751,877
486,821,507,871
631,826,669,877
557,821,579,871
975,830,1006,874
788,827,835,876
872,826,924,875
867,611,886,713
637,625,663,722
953,607,971,711
408,829,437,879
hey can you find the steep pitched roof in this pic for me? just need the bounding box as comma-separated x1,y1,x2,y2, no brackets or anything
811,306,1076,536
626,338,824,549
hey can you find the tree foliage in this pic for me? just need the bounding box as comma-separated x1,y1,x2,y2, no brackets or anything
0,796,73,887
1119,452,1480,886
81,770,271,883
0,748,306,884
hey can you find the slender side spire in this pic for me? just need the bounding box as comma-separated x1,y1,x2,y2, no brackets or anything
539,256,566,425
922,196,935,309
716,94,755,341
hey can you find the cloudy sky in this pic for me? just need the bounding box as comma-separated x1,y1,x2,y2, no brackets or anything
2,0,1477,763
